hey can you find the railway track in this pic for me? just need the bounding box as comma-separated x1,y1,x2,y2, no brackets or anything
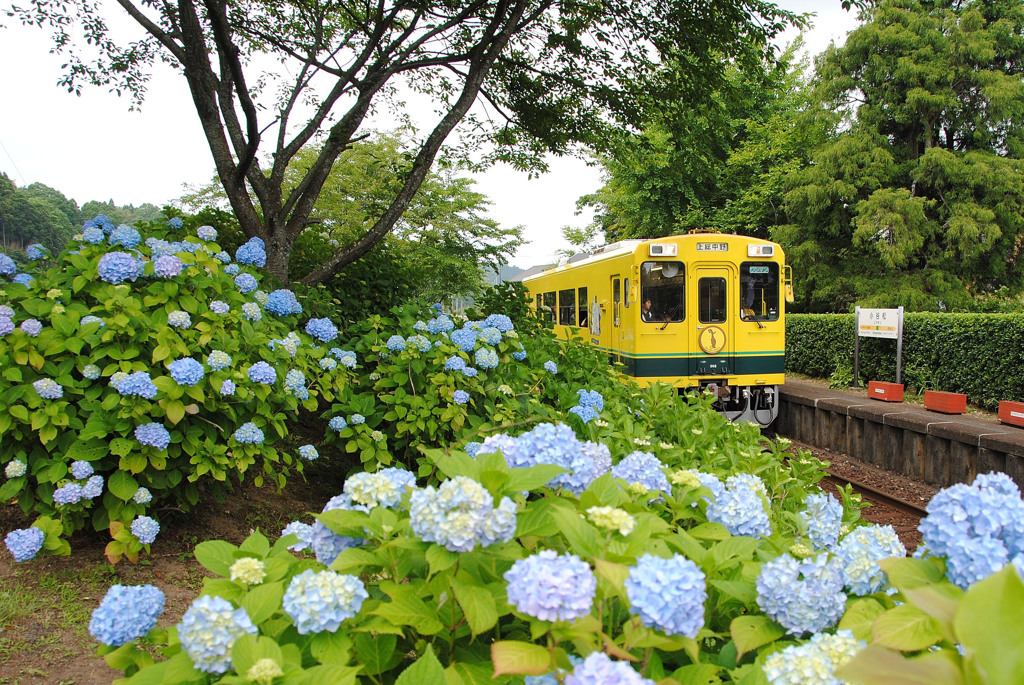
825,471,929,517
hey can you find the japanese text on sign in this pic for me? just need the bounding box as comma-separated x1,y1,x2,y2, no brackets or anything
858,308,900,339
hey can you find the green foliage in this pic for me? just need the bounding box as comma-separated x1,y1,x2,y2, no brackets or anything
0,219,354,555
780,0,1024,312
787,313,1024,408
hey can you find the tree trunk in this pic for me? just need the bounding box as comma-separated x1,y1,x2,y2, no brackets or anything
264,226,294,283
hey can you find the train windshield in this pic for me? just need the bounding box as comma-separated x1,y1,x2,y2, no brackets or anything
740,262,780,321
640,262,685,323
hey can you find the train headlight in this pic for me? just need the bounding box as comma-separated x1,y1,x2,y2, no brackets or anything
747,244,774,257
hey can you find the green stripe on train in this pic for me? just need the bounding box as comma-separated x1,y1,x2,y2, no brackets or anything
614,354,785,377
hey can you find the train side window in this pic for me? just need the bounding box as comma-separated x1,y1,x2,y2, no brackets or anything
542,291,557,322
698,277,727,323
558,289,576,326
624,278,630,307
640,261,685,323
578,287,588,328
613,279,621,327
739,262,780,321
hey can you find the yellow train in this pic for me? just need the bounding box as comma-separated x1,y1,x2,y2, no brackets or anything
521,233,792,425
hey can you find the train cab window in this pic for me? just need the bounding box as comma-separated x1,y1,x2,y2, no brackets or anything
578,287,588,328
698,277,727,323
542,291,557,322
740,262,780,321
640,262,685,323
558,289,576,326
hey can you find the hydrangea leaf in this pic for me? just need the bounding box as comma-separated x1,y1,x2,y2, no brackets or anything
350,633,398,675
452,577,499,636
107,470,139,501
835,645,964,685
444,660,496,685
879,557,944,593
372,583,444,635
241,581,284,625
425,544,459,576
689,522,731,541
730,615,785,659
871,603,943,651
506,464,570,494
954,565,1024,683
194,539,240,576
301,664,361,685
394,647,446,685
550,504,602,559
230,634,283,677
839,597,887,642
310,630,352,665
490,641,552,677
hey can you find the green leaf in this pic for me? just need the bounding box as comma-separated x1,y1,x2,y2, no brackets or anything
9,405,29,422
839,598,887,642
240,530,271,557
954,565,1024,683
310,630,353,665
871,604,943,651
452,577,499,636
351,633,398,675
425,544,459,576
835,645,964,685
730,615,785,659
491,641,552,677
445,660,499,685
708,536,760,569
107,470,139,501
550,504,601,558
194,540,239,576
688,522,731,540
395,645,446,685
879,557,944,592
240,581,284,625
109,437,134,457
371,583,444,635
164,399,185,425
303,665,362,685
516,498,563,538
230,634,283,677
506,463,569,494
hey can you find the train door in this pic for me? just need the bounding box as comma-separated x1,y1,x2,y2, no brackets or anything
611,275,622,363
692,265,735,377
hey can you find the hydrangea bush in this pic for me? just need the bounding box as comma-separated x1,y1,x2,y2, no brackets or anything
0,217,353,560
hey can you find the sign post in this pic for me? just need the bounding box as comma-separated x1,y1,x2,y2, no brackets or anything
853,306,904,387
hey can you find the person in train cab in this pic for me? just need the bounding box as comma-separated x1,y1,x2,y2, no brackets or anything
641,297,655,321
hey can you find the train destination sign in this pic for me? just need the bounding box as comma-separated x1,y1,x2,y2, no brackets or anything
696,242,729,252
857,308,900,339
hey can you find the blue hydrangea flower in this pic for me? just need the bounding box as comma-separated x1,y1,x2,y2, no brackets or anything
84,214,116,233
118,371,158,399
214,251,231,263
98,252,143,284
5,527,45,562
248,361,277,384
298,444,318,461
0,254,14,275
109,226,141,248
283,569,368,634
612,452,670,495
320,357,338,371
169,358,204,386
462,366,478,378
445,355,467,372
919,472,1024,588
345,468,417,508
71,460,94,479
475,347,499,370
133,487,153,504
81,227,105,244
233,422,264,444
178,595,257,674
625,554,707,637
763,630,865,685
235,237,266,267
281,521,313,551
224,264,240,275
478,423,611,494
209,300,229,314
253,290,268,306
835,525,905,595
33,378,63,399
464,442,482,457
26,243,48,259
207,350,232,371
569,404,599,423
544,360,558,374
285,369,307,399
220,380,236,396
265,289,302,316
426,315,455,334
453,390,470,405
483,313,514,332
0,316,13,336
12,273,33,286
196,225,218,241
80,315,105,328
329,416,348,432
431,303,444,312
450,328,477,352
88,584,166,646
82,475,104,499
136,423,171,450
54,482,83,505
310,494,368,565
802,492,844,550
306,318,339,343
234,273,258,293
577,389,604,411
5,460,27,478
131,516,160,544
153,254,183,277
407,334,431,352
168,217,184,229
242,302,262,321
478,496,518,547
413,319,427,331
566,652,654,685
707,473,773,538
167,310,192,329
757,553,846,635
21,319,42,336
333,349,357,368
505,550,596,622
350,414,365,425
386,335,406,352
479,327,502,345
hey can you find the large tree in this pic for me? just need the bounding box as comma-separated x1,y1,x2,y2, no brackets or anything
9,0,798,284
778,0,1024,311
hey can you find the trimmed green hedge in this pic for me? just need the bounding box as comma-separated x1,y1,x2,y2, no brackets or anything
786,313,1024,410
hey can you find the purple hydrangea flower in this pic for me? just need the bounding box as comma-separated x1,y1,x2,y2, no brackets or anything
505,550,596,622
0,253,17,275
26,243,48,259
117,371,158,399
544,360,558,374
71,460,94,479
233,422,264,444
625,554,706,637
612,451,670,495
0,317,13,336
109,226,141,249
167,310,191,329
153,255,183,277
209,300,229,314
264,289,302,316
453,390,470,405
757,553,846,635
54,482,83,505
220,380,236,396
82,475,104,499
196,225,218,241
566,652,654,685
21,319,42,337
97,252,144,284
32,378,63,399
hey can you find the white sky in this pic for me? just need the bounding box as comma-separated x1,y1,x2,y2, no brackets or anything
0,1,861,269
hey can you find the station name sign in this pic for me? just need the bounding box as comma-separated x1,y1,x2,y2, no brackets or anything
857,308,900,339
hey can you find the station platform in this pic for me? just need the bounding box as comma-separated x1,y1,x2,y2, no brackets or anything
777,379,1024,490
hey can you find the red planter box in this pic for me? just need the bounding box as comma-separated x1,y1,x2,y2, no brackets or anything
868,381,904,402
999,401,1024,428
925,390,967,415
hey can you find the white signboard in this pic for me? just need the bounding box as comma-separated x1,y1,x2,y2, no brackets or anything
858,308,900,339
